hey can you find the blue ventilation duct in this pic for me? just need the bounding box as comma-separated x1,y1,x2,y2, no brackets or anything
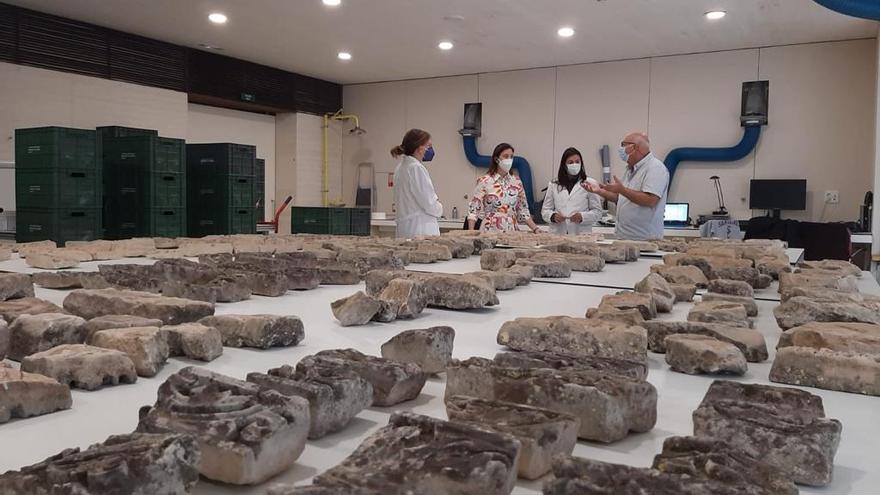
813,0,880,20
462,135,535,208
664,126,762,181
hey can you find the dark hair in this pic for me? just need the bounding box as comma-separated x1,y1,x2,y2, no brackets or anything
488,142,514,175
557,147,586,192
391,129,431,158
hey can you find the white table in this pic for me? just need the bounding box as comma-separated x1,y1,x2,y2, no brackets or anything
1,255,879,495
370,219,702,238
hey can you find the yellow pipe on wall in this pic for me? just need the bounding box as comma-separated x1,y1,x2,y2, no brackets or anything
322,111,362,207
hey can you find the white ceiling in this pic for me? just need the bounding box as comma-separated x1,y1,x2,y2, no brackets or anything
6,0,878,85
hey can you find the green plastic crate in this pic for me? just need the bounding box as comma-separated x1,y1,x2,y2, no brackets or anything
106,171,186,209
16,208,102,245
291,207,350,235
103,135,185,175
15,127,97,171
105,205,186,240
189,173,255,209
96,126,158,139
188,207,255,237
350,207,371,236
255,158,265,180
254,180,265,209
16,168,101,209
187,143,255,177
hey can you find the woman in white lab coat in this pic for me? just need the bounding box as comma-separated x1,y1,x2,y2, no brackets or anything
391,128,443,238
542,147,603,234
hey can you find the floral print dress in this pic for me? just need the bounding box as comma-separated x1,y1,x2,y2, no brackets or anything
468,173,531,232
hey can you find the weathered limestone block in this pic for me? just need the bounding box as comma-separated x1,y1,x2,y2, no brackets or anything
0,433,200,494
652,436,798,495
502,264,533,286
137,366,309,485
31,271,109,290
497,316,647,363
63,288,215,325
553,253,605,272
757,257,792,280
598,244,628,263
199,314,304,349
331,291,382,326
634,273,675,313
688,300,752,328
337,248,405,275
692,380,842,486
770,321,880,395
294,412,519,495
298,349,427,407
446,358,656,442
0,247,10,262
0,363,71,423
161,278,252,303
377,279,427,318
445,395,578,480
700,292,758,317
707,278,754,297
665,334,747,375
774,296,880,330
779,271,858,297
15,240,57,258
380,326,455,374
782,286,877,302
468,270,518,290
492,350,648,380
799,259,862,278
597,291,657,320
671,283,697,302
25,251,80,269
7,313,88,361
644,320,768,362
545,455,783,495
21,344,137,390
711,265,762,287
0,273,34,301
514,256,572,278
98,264,165,292
83,314,164,338
163,323,223,361
88,326,169,377
318,265,361,285
177,241,233,257
0,320,7,360
421,274,499,308
250,364,372,439
651,264,709,287
0,297,65,323
480,249,518,271
585,307,646,326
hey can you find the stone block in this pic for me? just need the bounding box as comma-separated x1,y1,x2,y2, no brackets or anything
63,288,215,325
774,295,880,330
331,291,382,326
670,283,697,302
21,344,137,390
163,323,223,361
597,291,657,320
707,279,754,297
664,334,747,375
380,326,455,373
700,292,758,316
634,273,675,313
88,326,169,377
0,363,71,423
7,313,88,361
688,300,752,328
83,314,164,338
644,320,767,362
650,264,709,287
480,249,518,270
0,273,34,301
0,297,65,324
497,316,647,363
25,251,80,270
377,279,427,319
492,350,648,380
199,314,304,349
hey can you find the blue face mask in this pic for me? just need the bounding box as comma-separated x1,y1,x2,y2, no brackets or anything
617,146,630,163
423,146,435,162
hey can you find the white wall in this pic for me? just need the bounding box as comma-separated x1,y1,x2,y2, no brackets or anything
342,39,877,224
186,104,276,220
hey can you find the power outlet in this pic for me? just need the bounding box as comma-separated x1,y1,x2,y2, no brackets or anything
824,190,840,204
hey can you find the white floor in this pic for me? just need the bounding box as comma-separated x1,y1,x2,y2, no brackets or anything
1,254,879,494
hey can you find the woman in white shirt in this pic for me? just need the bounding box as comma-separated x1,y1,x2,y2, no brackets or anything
391,129,443,238
542,147,603,234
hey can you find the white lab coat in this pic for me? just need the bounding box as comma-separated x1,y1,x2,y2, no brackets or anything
541,179,603,234
393,155,443,238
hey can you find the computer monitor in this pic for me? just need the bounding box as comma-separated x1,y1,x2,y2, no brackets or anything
750,179,806,215
664,203,689,225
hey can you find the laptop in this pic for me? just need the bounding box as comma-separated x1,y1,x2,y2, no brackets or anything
664,203,689,227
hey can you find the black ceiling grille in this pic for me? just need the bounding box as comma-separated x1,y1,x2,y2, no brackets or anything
0,4,15,62
0,2,343,115
109,31,186,92
17,9,108,78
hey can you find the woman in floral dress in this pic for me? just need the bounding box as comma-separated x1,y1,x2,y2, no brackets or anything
467,143,540,233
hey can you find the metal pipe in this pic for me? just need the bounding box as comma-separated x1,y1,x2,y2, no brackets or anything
322,111,363,206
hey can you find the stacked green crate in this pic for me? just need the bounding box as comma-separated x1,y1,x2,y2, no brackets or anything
102,135,186,239
350,207,371,236
291,207,351,235
15,127,101,245
186,143,257,236
254,158,266,222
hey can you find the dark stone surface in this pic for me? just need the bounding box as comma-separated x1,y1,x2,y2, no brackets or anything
0,433,200,494
492,350,648,380
0,297,65,324
63,288,215,325
0,273,34,301
199,314,304,349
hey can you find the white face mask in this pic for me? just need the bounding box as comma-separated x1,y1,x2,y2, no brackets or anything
618,146,630,163
498,158,514,173
566,162,581,176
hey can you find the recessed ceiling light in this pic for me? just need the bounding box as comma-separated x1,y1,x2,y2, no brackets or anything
438,41,454,50
337,51,352,60
322,0,341,6
198,43,224,51
557,26,575,38
705,10,726,20
208,13,227,24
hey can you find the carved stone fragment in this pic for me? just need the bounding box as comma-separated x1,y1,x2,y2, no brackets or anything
88,326,169,377
688,300,752,328
0,273,34,301
597,291,657,320
380,326,455,374
707,278,754,297
644,320,767,362
492,350,648,380
31,271,109,290
0,362,71,423
137,366,310,485
664,334,747,375
671,283,697,302
634,273,675,313
0,297,65,323
377,279,427,319
650,264,709,287
163,323,223,361
7,313,88,361
585,307,646,326
331,291,382,326
63,288,215,325
774,296,880,330
83,314,164,338
700,292,758,317
199,314,304,349
21,344,137,390
497,316,647,363
480,249,518,270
